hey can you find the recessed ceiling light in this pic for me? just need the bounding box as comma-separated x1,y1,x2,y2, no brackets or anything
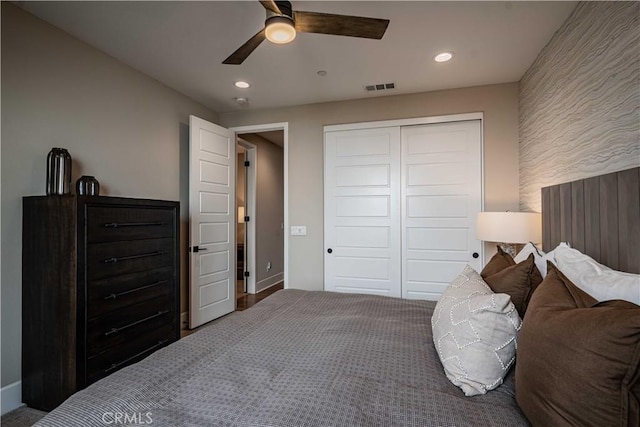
434,52,454,63
317,70,327,77
234,81,250,89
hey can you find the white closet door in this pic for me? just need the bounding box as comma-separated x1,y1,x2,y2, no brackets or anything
324,127,401,297
401,120,483,300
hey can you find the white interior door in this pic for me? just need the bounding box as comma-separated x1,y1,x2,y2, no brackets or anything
401,120,483,300
189,115,235,328
324,127,401,297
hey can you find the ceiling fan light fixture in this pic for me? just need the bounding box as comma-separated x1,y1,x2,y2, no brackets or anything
265,16,296,44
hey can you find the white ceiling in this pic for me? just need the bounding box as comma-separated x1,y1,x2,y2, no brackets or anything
17,1,577,113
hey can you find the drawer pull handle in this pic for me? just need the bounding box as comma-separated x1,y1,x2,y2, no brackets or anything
104,310,170,336
104,339,169,373
104,222,167,228
104,280,168,300
103,251,165,264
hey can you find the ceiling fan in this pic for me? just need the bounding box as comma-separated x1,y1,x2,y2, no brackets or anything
223,0,390,65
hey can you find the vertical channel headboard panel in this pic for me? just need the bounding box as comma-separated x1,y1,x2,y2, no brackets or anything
541,167,640,274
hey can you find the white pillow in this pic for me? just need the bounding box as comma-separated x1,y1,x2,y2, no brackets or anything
513,242,561,277
432,265,522,396
553,244,640,305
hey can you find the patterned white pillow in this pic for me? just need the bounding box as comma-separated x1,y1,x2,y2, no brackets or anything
432,265,522,396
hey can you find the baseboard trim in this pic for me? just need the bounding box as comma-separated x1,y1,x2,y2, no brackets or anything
256,272,284,293
1,381,23,415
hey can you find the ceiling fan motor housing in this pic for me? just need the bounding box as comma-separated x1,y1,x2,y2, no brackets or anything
265,15,294,27
274,1,293,18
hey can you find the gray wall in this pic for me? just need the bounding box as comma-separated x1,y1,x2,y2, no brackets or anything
2,0,529,394
519,1,640,212
1,3,218,387
220,83,521,292
241,134,285,291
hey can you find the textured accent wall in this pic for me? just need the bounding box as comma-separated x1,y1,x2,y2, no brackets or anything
519,2,640,212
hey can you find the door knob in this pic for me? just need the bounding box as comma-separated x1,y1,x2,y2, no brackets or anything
327,248,333,254
472,252,479,259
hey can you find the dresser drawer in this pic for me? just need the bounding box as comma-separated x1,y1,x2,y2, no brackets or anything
87,267,174,319
86,296,174,358
86,206,175,243
87,238,175,280
86,323,175,384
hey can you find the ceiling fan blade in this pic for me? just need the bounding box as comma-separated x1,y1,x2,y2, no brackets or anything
259,0,281,15
222,28,266,65
294,11,389,39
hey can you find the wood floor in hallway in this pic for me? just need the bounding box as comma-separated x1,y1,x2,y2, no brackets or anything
236,281,284,311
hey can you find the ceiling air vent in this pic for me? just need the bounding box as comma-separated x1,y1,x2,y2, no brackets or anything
364,82,395,92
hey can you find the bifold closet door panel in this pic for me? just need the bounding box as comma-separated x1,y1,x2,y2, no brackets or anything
324,127,402,297
401,120,483,300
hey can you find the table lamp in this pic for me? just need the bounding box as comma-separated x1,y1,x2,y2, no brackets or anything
476,212,542,257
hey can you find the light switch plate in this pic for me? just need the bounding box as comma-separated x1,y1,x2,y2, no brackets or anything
291,225,307,236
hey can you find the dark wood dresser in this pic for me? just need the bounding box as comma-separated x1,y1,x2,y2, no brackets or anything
22,195,180,411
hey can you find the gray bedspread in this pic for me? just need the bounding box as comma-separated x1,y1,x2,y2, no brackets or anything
37,290,529,426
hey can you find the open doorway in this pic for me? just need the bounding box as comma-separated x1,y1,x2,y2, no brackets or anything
235,129,285,308
235,138,256,301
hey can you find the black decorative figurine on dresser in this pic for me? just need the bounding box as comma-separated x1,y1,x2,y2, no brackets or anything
22,195,180,411
45,147,72,195
76,175,100,196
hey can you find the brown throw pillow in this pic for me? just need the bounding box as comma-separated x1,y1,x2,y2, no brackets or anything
516,263,640,427
483,253,543,317
480,246,515,278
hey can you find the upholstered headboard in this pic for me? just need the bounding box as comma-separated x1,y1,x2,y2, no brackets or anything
541,167,640,274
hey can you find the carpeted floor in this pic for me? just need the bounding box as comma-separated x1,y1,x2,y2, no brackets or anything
1,407,47,427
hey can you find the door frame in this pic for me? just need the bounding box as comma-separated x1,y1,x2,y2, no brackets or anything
230,122,289,289
323,112,483,132
236,137,257,294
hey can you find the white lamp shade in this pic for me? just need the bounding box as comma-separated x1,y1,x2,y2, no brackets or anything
238,206,245,224
477,212,541,244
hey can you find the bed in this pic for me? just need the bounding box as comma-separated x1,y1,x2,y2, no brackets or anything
36,290,527,426
34,167,639,427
